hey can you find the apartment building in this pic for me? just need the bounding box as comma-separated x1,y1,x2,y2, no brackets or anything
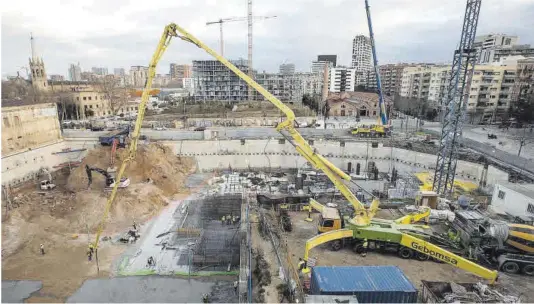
317,55,337,67
49,74,65,81
193,59,250,102
311,61,333,74
254,72,322,102
400,65,432,100
491,45,534,64
512,58,534,105
170,64,192,80
466,65,517,122
279,63,295,75
379,64,411,96
328,67,357,93
68,63,82,81
428,66,451,107
130,66,149,88
474,34,519,63
91,67,108,76
114,68,125,76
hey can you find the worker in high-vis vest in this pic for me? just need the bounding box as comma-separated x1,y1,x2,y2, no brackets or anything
297,258,306,272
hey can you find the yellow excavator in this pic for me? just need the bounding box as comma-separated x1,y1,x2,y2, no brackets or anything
90,23,498,283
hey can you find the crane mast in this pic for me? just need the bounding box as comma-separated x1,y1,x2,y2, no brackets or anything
433,0,481,195
364,0,387,125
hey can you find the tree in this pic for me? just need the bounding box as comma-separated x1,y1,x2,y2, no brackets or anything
96,76,130,115
85,109,95,117
510,92,534,124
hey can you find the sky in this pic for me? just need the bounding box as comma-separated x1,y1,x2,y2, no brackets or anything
2,0,534,78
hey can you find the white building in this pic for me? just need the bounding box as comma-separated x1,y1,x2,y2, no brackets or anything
279,63,295,75
491,182,534,221
328,67,356,92
311,61,333,74
351,35,372,73
130,66,149,88
68,63,82,81
182,78,194,94
474,34,519,64
428,66,451,106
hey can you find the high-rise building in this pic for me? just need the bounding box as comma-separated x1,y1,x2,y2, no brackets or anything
91,67,108,76
427,66,451,107
130,66,149,87
68,63,82,81
170,63,192,80
351,35,372,73
487,44,534,64
317,55,337,67
328,67,357,92
279,63,295,75
400,65,434,100
193,59,250,101
114,68,125,76
311,61,333,74
474,34,519,63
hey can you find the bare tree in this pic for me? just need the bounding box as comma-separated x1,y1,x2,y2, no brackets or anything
96,75,131,115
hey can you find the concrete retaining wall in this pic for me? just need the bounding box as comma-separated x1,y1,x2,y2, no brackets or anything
164,139,508,184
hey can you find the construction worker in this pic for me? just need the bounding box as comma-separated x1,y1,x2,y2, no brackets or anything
87,249,93,261
297,258,306,272
226,215,232,225
361,239,368,257
232,215,237,225
133,221,137,231
221,215,226,225
233,281,238,294
202,293,209,303
40,244,45,255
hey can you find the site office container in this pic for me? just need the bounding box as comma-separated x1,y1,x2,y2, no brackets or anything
310,266,418,303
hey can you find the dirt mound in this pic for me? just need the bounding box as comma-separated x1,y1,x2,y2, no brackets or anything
67,143,194,195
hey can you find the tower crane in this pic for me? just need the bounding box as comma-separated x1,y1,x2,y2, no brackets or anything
433,0,481,195
206,15,277,57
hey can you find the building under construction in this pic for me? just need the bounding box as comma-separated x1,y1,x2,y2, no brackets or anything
193,59,250,102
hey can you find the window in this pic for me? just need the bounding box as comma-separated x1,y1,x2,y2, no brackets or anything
88,97,92,100
309,140,314,146
278,139,285,144
322,219,334,228
76,97,79,101
89,105,93,109
83,97,87,100
95,96,98,100
498,190,506,199
528,203,534,214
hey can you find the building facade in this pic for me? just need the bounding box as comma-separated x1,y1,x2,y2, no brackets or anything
328,67,356,92
193,59,250,102
474,34,519,63
400,65,433,100
427,66,451,107
490,45,534,64
311,61,333,74
317,55,337,67
91,67,108,76
326,92,392,118
379,64,410,96
351,35,372,73
513,58,534,104
130,66,149,88
49,74,65,81
1,102,62,156
170,63,192,80
29,35,48,93
253,72,322,102
68,63,82,81
279,63,295,75
114,68,126,76
466,65,517,123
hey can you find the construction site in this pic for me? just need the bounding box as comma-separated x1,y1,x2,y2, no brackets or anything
2,0,534,303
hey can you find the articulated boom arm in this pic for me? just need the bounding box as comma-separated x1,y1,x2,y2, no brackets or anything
167,24,377,226
91,24,178,251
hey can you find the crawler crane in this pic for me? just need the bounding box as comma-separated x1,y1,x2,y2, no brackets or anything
91,23,498,283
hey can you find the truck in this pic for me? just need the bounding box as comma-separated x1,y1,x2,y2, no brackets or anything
350,124,391,137
98,127,129,147
90,120,106,131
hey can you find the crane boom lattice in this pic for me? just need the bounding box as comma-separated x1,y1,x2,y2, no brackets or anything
433,0,481,195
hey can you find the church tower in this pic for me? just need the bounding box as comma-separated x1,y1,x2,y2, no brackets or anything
29,33,49,92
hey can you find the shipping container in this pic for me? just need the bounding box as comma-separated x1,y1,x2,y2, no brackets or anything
305,295,358,303
310,266,418,303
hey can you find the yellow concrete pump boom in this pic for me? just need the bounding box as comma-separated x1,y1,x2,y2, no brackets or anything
93,22,374,251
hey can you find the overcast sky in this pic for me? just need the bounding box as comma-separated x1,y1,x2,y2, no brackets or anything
2,0,534,78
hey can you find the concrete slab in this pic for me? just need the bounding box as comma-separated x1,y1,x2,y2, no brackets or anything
66,276,237,303
2,280,42,303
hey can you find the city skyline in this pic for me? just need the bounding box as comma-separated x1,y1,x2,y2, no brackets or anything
2,0,534,78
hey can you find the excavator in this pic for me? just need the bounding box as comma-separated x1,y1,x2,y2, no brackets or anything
89,23,498,283
85,165,130,189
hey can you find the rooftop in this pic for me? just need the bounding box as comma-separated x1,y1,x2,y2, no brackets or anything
498,182,534,199
1,98,56,108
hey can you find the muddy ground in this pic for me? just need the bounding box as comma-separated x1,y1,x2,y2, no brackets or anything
1,143,195,302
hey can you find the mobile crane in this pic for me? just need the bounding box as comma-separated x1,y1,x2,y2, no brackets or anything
350,0,391,138
90,23,498,283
